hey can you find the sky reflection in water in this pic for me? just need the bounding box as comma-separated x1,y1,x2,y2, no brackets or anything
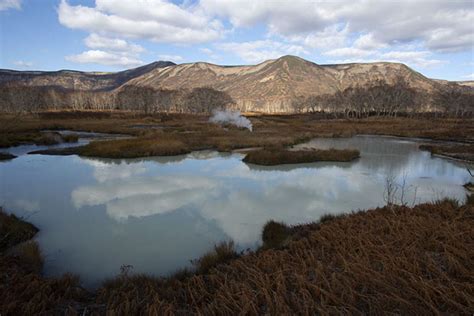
0,136,471,287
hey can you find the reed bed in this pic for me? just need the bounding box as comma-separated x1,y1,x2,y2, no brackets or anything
243,148,360,165
420,143,474,161
1,113,473,159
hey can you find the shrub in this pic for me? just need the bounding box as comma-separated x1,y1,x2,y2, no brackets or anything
261,220,291,249
61,133,79,143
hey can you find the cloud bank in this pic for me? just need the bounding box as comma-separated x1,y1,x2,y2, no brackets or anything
56,0,473,72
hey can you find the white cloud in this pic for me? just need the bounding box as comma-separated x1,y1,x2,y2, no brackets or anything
58,0,223,44
218,40,308,64
201,0,474,53
0,0,21,11
157,54,183,62
324,47,374,59
84,33,144,54
13,60,33,68
72,174,218,221
462,73,474,80
65,50,143,67
289,24,349,50
354,33,386,50
324,39,445,69
381,51,445,68
200,47,220,62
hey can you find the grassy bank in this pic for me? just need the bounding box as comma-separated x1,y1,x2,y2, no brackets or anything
1,198,473,314
1,112,473,159
0,152,16,161
419,143,474,162
243,148,360,165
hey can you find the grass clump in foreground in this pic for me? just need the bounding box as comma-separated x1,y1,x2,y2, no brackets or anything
243,148,360,165
261,220,291,249
191,240,239,274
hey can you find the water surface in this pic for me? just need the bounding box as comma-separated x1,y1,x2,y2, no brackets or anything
0,135,471,287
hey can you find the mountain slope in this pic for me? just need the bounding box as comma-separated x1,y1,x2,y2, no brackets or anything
124,56,441,112
0,56,470,113
0,61,176,91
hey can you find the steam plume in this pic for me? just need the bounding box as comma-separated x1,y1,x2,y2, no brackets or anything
209,110,253,131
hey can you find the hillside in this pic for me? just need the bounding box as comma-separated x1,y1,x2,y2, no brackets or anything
125,56,441,112
0,56,471,113
0,61,175,91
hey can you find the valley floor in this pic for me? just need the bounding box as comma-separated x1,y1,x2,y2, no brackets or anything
1,112,474,314
1,198,473,314
1,112,474,161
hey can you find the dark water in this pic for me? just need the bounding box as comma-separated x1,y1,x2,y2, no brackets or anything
0,135,471,287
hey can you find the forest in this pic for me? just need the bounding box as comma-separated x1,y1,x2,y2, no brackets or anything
0,78,472,117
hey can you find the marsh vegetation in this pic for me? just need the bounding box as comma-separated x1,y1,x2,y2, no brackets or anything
1,112,473,314
243,148,360,165
1,199,473,314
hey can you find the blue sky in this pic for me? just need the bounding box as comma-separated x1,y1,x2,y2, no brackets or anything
1,0,473,81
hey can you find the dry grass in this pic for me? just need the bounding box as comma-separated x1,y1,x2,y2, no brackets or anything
261,220,291,249
465,182,474,193
420,144,474,161
0,152,16,161
243,148,360,165
80,137,190,158
192,241,239,275
13,241,44,274
93,200,474,314
0,207,95,315
0,207,38,251
1,112,473,159
1,201,473,314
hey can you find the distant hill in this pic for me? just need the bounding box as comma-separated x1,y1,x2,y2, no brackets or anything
0,61,176,91
0,56,471,114
124,56,444,112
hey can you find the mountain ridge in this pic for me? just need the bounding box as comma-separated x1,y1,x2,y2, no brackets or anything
0,56,471,113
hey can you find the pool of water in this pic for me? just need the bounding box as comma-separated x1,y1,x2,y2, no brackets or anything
0,135,471,287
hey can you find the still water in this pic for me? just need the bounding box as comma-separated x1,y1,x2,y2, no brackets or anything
0,135,471,287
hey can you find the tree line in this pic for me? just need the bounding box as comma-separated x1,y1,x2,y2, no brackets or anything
291,77,473,118
0,78,472,116
0,84,235,114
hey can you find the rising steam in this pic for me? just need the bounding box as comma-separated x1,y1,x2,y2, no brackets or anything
209,110,253,131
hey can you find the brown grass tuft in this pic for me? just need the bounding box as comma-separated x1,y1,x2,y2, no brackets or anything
0,207,38,252
243,148,360,165
192,240,239,274
14,241,44,273
261,220,291,249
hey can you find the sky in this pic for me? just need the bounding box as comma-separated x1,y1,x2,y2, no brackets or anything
0,0,473,81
